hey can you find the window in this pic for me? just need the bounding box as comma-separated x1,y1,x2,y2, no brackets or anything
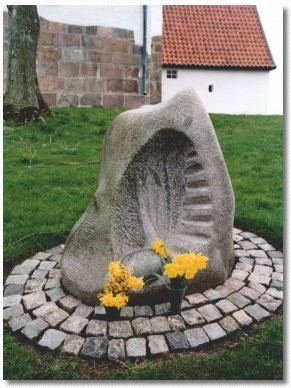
167,69,177,79
208,84,214,92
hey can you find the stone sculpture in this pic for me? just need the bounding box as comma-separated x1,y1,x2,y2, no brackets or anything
61,88,235,305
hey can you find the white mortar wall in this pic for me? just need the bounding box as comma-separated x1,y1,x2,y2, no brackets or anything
162,69,270,115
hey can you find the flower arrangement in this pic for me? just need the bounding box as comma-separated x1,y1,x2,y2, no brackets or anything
151,238,208,290
97,261,144,309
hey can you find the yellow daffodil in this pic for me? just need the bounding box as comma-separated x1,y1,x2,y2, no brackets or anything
151,238,171,259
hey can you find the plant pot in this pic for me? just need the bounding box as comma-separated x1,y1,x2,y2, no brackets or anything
166,286,186,314
105,307,120,321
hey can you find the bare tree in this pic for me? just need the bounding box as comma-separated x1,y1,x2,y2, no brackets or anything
4,5,51,124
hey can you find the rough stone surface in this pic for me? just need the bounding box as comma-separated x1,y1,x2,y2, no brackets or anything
256,294,282,312
3,304,24,321
266,288,283,300
150,316,171,333
268,251,283,258
215,285,236,298
255,258,272,266
80,337,108,359
215,299,238,314
62,334,85,356
248,250,268,259
61,89,235,304
232,310,253,327
31,269,49,279
39,261,57,270
59,295,81,312
168,315,186,331
22,291,47,310
184,327,209,349
238,257,254,265
253,265,273,276
240,286,260,301
5,274,29,286
45,277,61,290
43,308,69,327
185,293,208,306
32,252,53,261
131,317,153,335
46,287,66,302
126,337,147,358
154,303,171,316
21,259,40,270
24,278,47,293
4,284,24,297
258,243,275,252
165,332,190,351
181,308,205,326
248,281,266,294
94,306,106,317
86,320,107,336
134,305,153,317
203,323,227,341
203,289,222,302
235,262,253,272
235,250,250,258
244,304,270,322
9,314,32,331
33,302,59,318
11,264,36,275
219,316,239,333
49,269,62,278
73,303,94,318
250,237,267,245
198,304,222,322
224,278,245,291
38,329,67,350
108,320,133,338
239,240,257,250
120,306,134,318
108,339,125,360
60,316,88,334
231,269,249,281
227,292,251,308
248,273,271,286
272,272,283,282
21,318,49,340
148,335,169,355
3,295,22,309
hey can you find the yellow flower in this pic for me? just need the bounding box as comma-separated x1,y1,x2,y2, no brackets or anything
151,238,171,259
127,276,144,290
163,252,208,280
164,263,181,278
98,291,128,308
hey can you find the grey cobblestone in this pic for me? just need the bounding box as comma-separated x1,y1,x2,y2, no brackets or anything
60,316,88,334
31,269,49,279
94,306,106,317
9,314,32,331
49,269,62,278
224,277,245,291
11,264,36,275
185,293,208,306
59,295,81,312
274,265,283,273
134,305,153,317
240,232,257,239
148,335,169,355
239,286,260,301
73,303,94,319
256,294,282,312
5,274,29,286
131,317,153,335
235,249,250,258
33,302,59,318
198,304,222,322
165,332,189,351
250,237,267,245
81,336,108,359
108,339,125,360
244,304,270,322
167,314,186,331
255,257,272,266
62,334,85,356
120,306,134,318
253,265,273,276
86,320,107,336
46,287,66,302
272,272,283,282
248,281,266,294
21,318,49,340
24,278,47,293
22,291,47,310
3,294,22,309
268,250,283,258
38,329,67,350
39,261,57,270
21,259,40,270
108,320,133,338
258,243,275,252
4,284,24,296
215,285,236,297
184,327,209,349
203,323,227,341
238,257,254,264
3,304,24,321
227,292,251,308
126,337,146,358
43,308,69,327
219,316,239,333
203,289,222,302
239,240,257,250
231,269,249,281
248,273,271,286
248,249,268,258
215,299,238,314
32,252,53,261
150,316,171,333
232,310,253,327
154,302,171,316
45,277,61,290
181,308,205,326
271,257,283,266
235,262,253,272
266,288,283,300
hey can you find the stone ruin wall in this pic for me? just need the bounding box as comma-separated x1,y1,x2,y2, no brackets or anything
3,12,162,109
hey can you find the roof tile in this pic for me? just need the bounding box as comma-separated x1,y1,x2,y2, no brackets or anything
162,5,276,69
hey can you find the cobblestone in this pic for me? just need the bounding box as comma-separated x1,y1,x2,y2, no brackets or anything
3,235,284,361
21,318,49,340
126,337,146,358
250,237,267,245
148,335,169,355
22,291,47,310
81,336,108,359
184,327,209,349
62,334,85,356
203,323,227,341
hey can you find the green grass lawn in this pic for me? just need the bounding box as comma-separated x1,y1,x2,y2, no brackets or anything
3,108,283,380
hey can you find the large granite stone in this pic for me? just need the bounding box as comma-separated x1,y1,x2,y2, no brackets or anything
3,304,24,321
3,294,22,309
126,337,147,358
184,327,209,349
108,339,125,360
60,316,88,334
108,320,133,338
22,291,47,310
21,318,49,340
86,320,107,336
4,284,24,297
165,332,190,351
148,335,169,355
62,334,85,356
61,89,235,305
38,329,66,350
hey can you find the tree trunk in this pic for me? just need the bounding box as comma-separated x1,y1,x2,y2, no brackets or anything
3,5,51,124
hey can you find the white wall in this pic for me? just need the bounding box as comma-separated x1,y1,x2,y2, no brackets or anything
162,69,270,115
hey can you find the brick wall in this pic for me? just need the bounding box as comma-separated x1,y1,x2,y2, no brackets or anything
3,12,162,108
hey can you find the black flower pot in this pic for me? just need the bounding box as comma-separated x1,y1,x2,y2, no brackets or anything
105,307,120,321
166,286,186,314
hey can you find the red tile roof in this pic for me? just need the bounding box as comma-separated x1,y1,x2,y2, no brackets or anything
162,5,276,70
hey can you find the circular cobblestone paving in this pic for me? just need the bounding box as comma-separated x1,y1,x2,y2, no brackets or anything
3,228,283,361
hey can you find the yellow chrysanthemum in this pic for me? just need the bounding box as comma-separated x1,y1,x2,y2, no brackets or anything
163,252,208,280
98,291,129,308
164,263,181,278
151,238,171,259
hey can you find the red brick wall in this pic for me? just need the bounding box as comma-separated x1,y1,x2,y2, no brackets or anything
3,12,162,108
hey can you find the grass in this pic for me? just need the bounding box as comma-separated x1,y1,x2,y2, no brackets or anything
3,108,283,380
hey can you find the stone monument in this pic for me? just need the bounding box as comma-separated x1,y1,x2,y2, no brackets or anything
61,88,235,305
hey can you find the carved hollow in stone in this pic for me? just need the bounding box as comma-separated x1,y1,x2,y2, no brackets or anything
61,88,235,305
